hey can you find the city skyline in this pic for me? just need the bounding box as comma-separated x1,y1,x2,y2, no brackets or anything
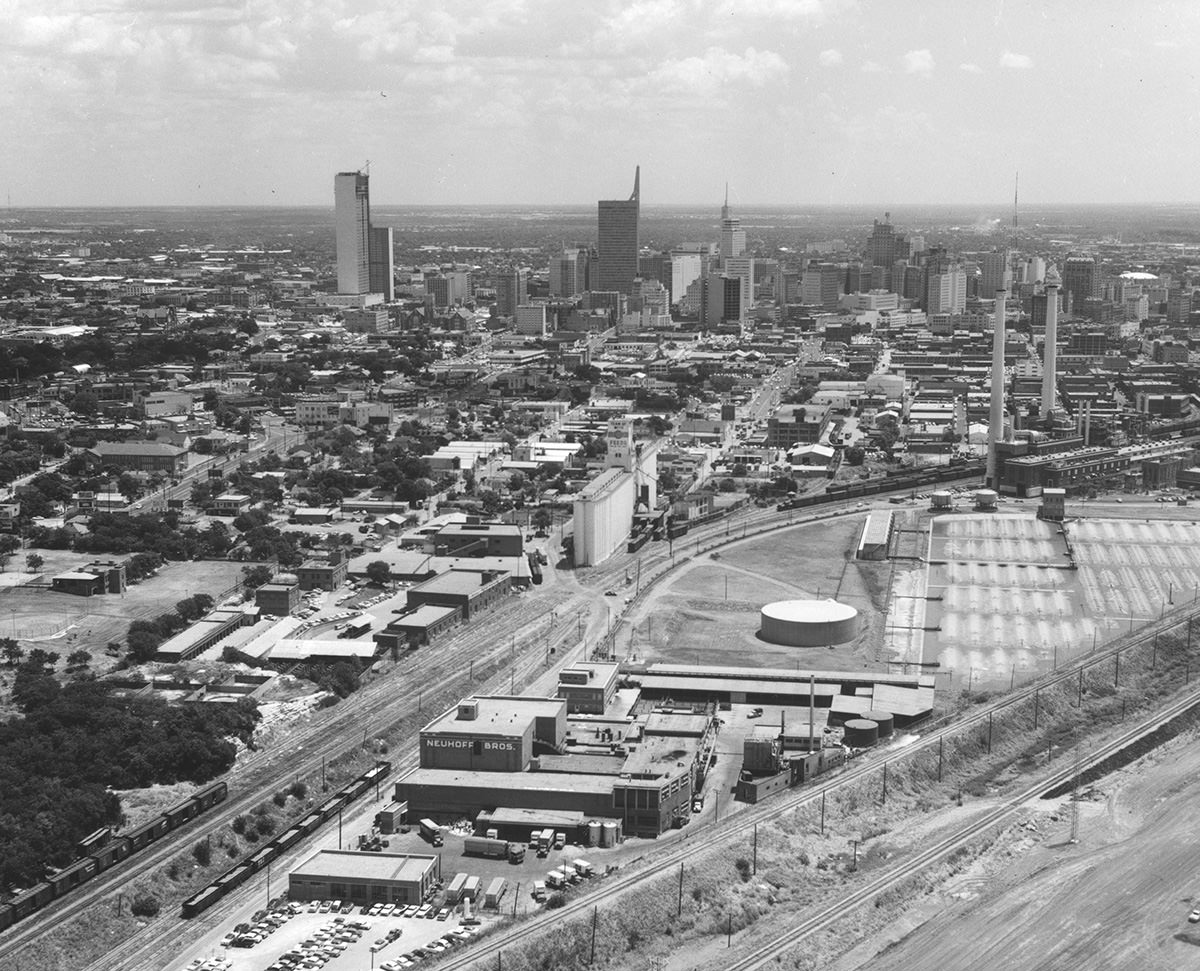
4,0,1199,208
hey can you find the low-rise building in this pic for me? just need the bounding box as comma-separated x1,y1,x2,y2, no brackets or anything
288,850,439,906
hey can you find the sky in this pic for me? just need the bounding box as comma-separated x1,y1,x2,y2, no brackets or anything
2,0,1199,208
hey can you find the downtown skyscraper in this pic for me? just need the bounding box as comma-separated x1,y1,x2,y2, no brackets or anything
334,171,394,301
596,166,640,296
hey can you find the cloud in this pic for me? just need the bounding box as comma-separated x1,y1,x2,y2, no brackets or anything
902,48,934,75
959,62,983,74
649,46,788,93
860,59,884,73
999,49,1033,69
818,48,842,67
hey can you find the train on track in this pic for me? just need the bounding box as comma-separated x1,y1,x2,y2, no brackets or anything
181,760,392,919
776,462,986,511
0,781,229,934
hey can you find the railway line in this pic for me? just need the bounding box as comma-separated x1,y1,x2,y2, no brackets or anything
0,582,586,965
721,684,1200,971
429,592,1200,971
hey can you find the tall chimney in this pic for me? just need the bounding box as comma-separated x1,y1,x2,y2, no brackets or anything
1041,275,1060,418
986,289,1007,488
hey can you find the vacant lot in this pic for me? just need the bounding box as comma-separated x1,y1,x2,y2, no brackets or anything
0,558,251,666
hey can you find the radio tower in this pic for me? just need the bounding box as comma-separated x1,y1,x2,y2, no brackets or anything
1010,171,1019,282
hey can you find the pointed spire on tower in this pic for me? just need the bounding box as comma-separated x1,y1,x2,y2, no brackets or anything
721,182,730,222
630,165,640,203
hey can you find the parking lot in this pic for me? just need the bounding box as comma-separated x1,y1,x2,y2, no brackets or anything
192,899,487,971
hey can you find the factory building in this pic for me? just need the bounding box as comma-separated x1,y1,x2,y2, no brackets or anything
288,850,439,906
396,688,707,838
572,418,659,567
419,696,567,774
556,662,620,714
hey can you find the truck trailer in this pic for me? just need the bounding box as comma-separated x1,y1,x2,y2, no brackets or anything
419,818,444,847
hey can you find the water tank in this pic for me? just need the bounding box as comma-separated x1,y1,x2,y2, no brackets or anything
975,489,998,510
862,710,894,738
600,821,618,847
843,718,879,748
930,491,952,509
759,599,861,647
587,820,601,847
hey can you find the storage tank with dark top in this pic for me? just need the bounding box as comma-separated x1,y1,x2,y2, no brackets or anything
842,718,879,748
862,710,894,738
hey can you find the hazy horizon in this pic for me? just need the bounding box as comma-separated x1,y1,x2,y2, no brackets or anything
4,0,1199,208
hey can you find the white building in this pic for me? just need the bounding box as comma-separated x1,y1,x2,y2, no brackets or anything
573,468,635,567
335,171,371,295
514,303,550,337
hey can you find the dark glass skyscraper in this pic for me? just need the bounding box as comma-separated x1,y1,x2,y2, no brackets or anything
596,167,640,296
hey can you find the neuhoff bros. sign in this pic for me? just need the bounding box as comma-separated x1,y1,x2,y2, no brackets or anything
427,737,517,752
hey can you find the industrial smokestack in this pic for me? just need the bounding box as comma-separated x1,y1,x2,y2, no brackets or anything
986,289,1007,488
1041,270,1061,418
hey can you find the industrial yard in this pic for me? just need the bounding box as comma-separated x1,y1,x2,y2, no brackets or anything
625,514,888,670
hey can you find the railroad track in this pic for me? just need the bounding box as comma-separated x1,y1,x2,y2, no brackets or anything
430,595,1200,971
0,587,584,964
721,685,1200,971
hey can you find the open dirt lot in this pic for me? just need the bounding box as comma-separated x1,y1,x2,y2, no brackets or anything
844,727,1200,971
0,557,250,663
624,515,890,670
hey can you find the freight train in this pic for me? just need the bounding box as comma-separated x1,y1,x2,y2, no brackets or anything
180,760,392,919
0,781,228,934
776,462,986,512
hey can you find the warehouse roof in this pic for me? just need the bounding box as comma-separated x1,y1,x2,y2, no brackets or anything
388,604,460,628
640,662,932,689
423,695,564,737
291,850,436,884
399,768,613,796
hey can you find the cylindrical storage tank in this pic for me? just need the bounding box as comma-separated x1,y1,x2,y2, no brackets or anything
587,820,601,847
975,489,998,510
863,710,894,738
930,491,952,509
843,718,879,748
600,822,617,847
759,599,861,648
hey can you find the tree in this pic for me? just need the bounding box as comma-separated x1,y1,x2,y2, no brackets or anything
242,564,274,591
718,478,737,493
1,638,23,666
69,389,100,417
844,445,866,467
130,894,160,917
0,534,20,571
66,649,92,669
365,560,391,586
531,509,552,531
25,552,43,573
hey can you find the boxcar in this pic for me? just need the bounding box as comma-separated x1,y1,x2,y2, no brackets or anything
164,799,199,829
77,827,112,856
90,839,130,871
47,858,98,896
298,813,322,836
121,816,170,853
10,883,54,919
191,781,228,812
317,796,345,821
0,902,14,932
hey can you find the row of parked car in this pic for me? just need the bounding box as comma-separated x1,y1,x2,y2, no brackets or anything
377,926,479,970
365,900,451,921
263,915,372,971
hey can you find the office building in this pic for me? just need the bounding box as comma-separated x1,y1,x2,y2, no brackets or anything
597,167,640,296
495,268,528,317
514,303,550,337
549,248,589,298
335,171,371,294
335,170,394,300
1062,256,1101,308
368,226,394,301
922,249,967,314
979,250,1010,296
720,187,746,264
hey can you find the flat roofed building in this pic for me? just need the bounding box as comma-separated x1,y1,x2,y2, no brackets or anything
406,568,511,620
88,441,186,474
556,662,619,714
289,849,438,905
433,522,524,558
420,695,567,773
375,603,462,651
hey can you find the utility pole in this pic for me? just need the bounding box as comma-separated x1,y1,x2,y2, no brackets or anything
937,736,944,782
677,862,684,917
752,823,758,874
589,906,598,964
